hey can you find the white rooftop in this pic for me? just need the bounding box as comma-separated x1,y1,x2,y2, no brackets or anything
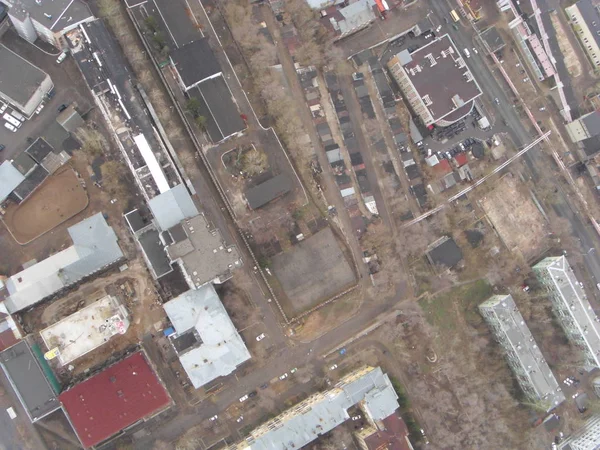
479,294,565,411
534,256,600,370
5,213,124,313
229,366,399,450
0,161,25,203
39,295,129,365
163,284,250,389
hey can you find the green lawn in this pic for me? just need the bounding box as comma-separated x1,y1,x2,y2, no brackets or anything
418,279,492,332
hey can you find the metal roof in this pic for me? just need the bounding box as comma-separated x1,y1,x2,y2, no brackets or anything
59,351,171,448
0,161,25,203
163,284,251,389
229,366,399,450
5,213,124,313
148,184,199,231
170,38,221,89
245,174,293,209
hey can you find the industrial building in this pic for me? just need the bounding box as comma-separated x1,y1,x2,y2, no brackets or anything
566,111,600,143
0,0,94,48
4,213,124,314
59,350,171,448
228,366,399,450
0,44,53,117
387,34,482,127
163,284,251,389
566,0,600,69
533,256,600,370
558,415,600,450
479,295,565,411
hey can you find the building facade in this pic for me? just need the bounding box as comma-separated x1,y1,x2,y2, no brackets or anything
566,0,600,69
479,294,565,411
533,256,600,370
559,415,600,450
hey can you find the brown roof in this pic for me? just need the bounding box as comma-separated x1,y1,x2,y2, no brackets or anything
362,413,413,450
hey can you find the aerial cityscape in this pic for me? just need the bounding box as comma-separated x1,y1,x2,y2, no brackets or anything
3,0,600,449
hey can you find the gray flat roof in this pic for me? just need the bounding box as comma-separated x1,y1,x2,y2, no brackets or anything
12,152,37,176
572,0,600,51
479,294,565,411
427,236,463,268
170,38,221,89
481,27,505,53
0,44,49,107
582,111,600,137
25,138,54,163
163,284,251,388
148,184,199,231
3,0,92,31
245,174,293,209
0,341,60,421
166,214,242,286
196,75,245,140
0,161,25,203
139,228,173,279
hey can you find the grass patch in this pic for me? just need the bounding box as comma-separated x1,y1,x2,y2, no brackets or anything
418,279,492,332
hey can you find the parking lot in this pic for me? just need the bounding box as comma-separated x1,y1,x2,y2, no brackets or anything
0,30,93,164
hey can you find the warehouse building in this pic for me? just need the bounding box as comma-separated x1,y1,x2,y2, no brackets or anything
387,34,482,127
534,256,600,370
479,294,565,411
0,44,53,117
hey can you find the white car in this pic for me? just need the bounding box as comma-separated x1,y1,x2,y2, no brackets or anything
239,394,249,402
0,104,7,114
290,367,297,374
236,416,244,423
279,373,288,380
56,51,68,64
256,333,266,341
209,415,218,421
330,364,338,371
352,415,361,421
4,122,17,133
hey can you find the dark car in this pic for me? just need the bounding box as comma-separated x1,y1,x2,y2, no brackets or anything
0,144,5,151
248,390,257,398
57,104,68,112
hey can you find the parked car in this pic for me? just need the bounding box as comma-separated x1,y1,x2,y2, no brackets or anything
0,144,5,151
248,391,257,398
330,364,338,371
239,395,249,402
279,373,288,380
57,104,68,112
209,415,218,422
236,416,244,423
56,51,68,64
256,333,266,341
352,415,361,421
4,122,17,133
290,367,297,374
260,383,269,389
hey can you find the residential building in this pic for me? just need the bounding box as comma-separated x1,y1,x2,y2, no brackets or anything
479,294,565,411
558,415,600,450
0,44,53,116
163,284,251,389
59,351,171,448
0,341,60,422
4,213,124,314
354,413,415,450
320,0,378,41
228,366,399,450
566,111,600,143
245,173,293,209
566,0,600,69
426,236,463,270
533,256,600,370
0,160,25,204
0,0,94,48
387,34,482,127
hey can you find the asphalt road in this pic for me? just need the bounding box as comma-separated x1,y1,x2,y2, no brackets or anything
428,1,600,283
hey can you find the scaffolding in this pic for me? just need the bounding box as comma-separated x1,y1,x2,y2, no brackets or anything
479,294,564,411
534,256,600,370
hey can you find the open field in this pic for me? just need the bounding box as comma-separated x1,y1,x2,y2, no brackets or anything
272,228,356,315
479,174,548,260
2,167,88,244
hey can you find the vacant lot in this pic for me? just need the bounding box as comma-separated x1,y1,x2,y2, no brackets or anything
479,174,547,260
272,227,356,315
2,167,88,244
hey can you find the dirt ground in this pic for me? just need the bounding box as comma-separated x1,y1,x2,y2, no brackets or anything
551,13,582,79
272,227,356,316
2,166,89,244
479,174,548,260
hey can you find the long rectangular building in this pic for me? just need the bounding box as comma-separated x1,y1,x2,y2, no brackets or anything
479,294,564,411
533,256,600,370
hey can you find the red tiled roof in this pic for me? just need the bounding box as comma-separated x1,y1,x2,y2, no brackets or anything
59,352,170,448
0,326,19,352
454,153,468,167
363,413,413,450
433,158,452,175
